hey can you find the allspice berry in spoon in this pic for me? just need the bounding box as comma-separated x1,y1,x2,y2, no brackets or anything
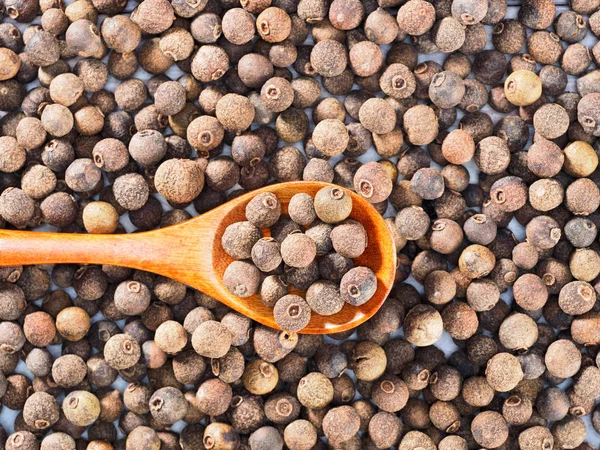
281,232,317,268
314,186,352,224
246,192,282,228
330,220,367,259
223,260,261,297
340,266,377,306
273,295,311,332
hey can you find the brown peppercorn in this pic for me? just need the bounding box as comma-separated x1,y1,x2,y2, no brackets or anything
113,173,149,211
260,77,294,113
149,387,188,425
154,159,204,205
65,19,105,58
565,178,600,216
526,215,562,249
284,420,317,450
0,136,25,173
104,333,141,370
349,41,383,77
23,392,59,431
281,232,316,268
518,0,555,29
312,119,349,157
101,15,141,53
24,30,60,67
490,176,527,212
273,294,311,332
296,371,333,409
314,186,352,224
359,98,396,135
130,0,174,34
62,390,100,427
191,319,231,359
203,422,240,450
432,17,466,53
257,7,291,43
287,193,316,227
403,104,439,145
486,352,523,392
340,266,377,306
322,406,360,446
82,201,119,234
372,374,409,413
471,411,508,449
504,70,542,106
397,0,436,36
55,306,90,341
404,304,443,346
250,237,282,273
411,168,444,200
545,339,582,378
126,426,160,450
0,48,20,81
527,31,562,65
558,280,595,315
191,45,229,83
190,13,222,44
215,93,255,132
154,320,187,355
564,141,598,177
526,139,564,177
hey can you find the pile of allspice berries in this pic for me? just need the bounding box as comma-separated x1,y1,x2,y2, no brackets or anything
4,0,600,448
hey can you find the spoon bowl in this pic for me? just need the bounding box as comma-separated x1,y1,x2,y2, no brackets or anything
0,181,396,333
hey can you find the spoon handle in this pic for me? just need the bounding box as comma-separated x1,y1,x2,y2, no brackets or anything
0,224,218,293
0,229,159,268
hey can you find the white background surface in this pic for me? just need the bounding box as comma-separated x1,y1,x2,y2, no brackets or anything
2,0,600,446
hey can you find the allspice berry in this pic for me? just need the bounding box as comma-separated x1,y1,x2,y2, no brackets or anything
545,339,582,378
23,391,59,430
297,372,334,409
485,352,523,392
192,320,231,358
0,48,20,81
403,104,439,145
154,159,204,204
104,333,141,370
312,120,349,158
314,186,353,224
83,201,119,234
243,359,279,395
404,304,443,346
442,129,475,164
471,411,509,449
459,244,496,279
63,390,101,426
56,306,90,341
563,141,598,177
353,162,393,204
504,70,542,106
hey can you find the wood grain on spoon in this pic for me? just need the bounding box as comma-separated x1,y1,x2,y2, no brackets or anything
0,181,396,334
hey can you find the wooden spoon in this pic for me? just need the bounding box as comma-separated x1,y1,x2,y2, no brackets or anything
0,181,396,334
